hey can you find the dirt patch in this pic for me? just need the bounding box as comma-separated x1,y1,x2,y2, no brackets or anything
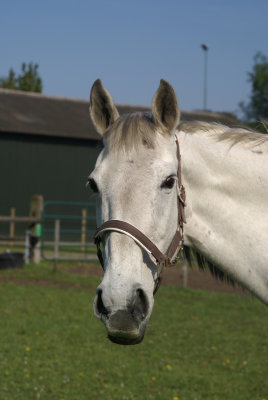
0,263,248,296
161,266,249,295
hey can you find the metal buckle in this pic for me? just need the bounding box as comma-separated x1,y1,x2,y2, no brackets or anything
174,243,184,263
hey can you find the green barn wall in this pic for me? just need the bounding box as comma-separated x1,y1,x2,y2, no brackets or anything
0,133,100,215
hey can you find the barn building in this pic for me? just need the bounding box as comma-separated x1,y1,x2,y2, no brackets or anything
0,88,239,217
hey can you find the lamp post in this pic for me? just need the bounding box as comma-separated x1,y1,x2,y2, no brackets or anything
201,44,208,111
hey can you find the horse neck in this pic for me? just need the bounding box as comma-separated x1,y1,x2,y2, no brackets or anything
177,129,268,304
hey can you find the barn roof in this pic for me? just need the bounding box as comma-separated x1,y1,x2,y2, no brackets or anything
0,88,239,140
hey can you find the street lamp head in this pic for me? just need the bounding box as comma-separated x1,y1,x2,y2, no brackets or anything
201,44,209,110
201,43,208,51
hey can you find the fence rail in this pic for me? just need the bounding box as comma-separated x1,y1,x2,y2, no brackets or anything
0,216,41,223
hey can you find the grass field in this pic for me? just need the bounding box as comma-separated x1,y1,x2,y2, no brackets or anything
0,262,268,400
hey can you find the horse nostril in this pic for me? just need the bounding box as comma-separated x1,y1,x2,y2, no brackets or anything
132,288,149,321
95,289,109,319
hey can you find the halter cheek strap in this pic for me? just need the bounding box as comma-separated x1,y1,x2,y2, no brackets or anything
94,136,186,295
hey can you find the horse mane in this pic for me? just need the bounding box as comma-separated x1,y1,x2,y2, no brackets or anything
183,246,236,286
106,114,268,154
178,121,268,151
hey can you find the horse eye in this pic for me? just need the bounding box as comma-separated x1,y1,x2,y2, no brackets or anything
161,176,176,190
87,177,99,193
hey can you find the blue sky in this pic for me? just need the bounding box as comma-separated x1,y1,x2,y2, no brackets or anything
1,0,268,115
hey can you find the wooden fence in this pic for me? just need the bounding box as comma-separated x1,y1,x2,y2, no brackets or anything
0,195,43,243
0,207,41,242
0,208,41,242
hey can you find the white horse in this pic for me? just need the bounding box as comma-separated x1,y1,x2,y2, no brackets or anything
88,79,268,345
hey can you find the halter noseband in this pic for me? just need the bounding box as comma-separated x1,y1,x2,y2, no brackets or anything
94,136,186,294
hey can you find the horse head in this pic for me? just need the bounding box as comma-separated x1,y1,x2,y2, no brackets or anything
89,79,181,344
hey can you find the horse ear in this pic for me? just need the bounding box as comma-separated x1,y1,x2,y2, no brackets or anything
89,79,119,135
152,79,180,133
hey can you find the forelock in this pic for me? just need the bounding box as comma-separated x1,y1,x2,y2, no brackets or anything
104,112,156,151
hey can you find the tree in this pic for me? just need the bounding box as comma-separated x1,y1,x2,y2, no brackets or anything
240,52,268,123
0,62,43,93
0,68,16,89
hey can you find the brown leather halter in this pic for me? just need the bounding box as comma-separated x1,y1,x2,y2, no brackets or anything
94,136,186,294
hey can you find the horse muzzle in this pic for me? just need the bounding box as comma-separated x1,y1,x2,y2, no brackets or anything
93,286,150,345
107,310,146,345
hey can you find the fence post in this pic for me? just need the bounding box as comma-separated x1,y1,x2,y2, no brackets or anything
9,208,16,246
54,219,60,270
81,208,87,252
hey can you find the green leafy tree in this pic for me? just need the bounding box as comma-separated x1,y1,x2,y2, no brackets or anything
0,62,43,93
0,68,16,89
240,52,268,122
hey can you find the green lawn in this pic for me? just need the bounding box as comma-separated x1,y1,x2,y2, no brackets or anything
0,262,268,400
